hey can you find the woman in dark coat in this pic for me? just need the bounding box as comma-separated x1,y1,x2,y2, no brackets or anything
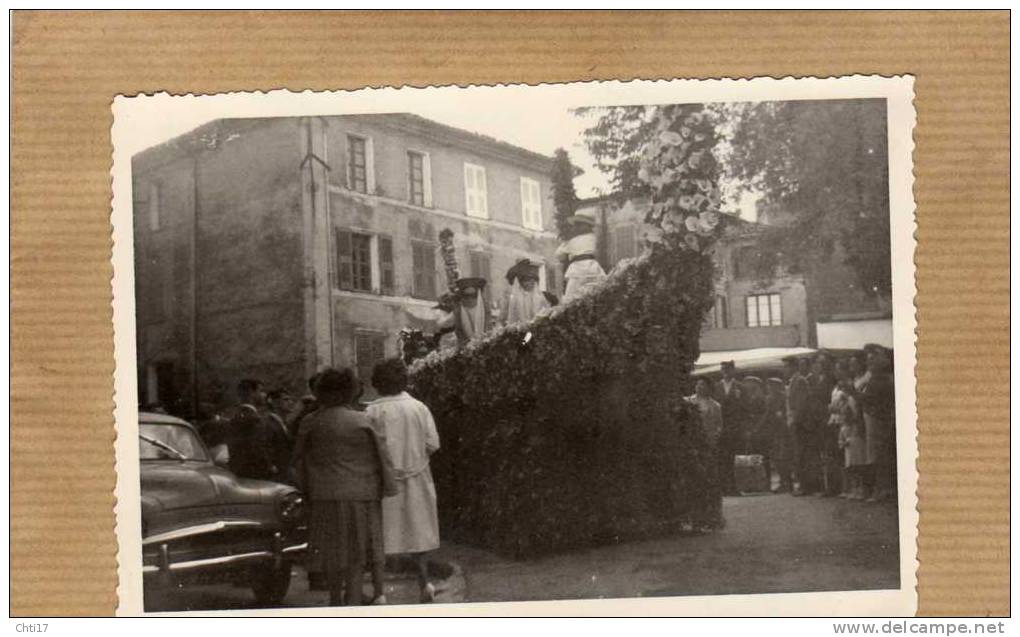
292,367,397,606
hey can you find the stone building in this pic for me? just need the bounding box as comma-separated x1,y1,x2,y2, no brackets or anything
133,113,558,411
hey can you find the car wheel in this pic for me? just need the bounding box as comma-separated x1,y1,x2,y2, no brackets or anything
251,561,293,606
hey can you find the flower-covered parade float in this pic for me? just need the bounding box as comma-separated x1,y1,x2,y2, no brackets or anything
407,104,730,558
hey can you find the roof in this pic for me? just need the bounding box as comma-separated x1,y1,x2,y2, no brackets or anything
345,113,556,172
139,411,193,427
692,347,817,377
133,112,557,174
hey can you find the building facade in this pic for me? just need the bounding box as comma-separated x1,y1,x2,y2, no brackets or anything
133,114,559,411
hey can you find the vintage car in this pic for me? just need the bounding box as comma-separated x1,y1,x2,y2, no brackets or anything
139,411,306,607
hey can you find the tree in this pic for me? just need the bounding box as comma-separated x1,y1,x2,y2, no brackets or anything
550,148,579,240
579,104,726,255
723,99,891,300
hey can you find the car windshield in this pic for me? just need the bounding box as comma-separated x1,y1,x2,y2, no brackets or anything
139,423,209,461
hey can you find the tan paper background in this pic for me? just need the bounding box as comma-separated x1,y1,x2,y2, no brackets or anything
10,10,1009,617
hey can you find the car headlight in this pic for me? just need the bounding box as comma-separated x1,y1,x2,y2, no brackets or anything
279,493,304,523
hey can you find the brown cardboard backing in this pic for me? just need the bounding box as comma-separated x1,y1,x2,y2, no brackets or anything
10,10,1009,617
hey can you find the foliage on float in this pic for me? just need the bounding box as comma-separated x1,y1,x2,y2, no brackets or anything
408,103,728,558
409,252,722,558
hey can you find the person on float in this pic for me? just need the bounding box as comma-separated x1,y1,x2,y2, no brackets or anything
555,209,607,303
500,258,551,325
450,276,492,344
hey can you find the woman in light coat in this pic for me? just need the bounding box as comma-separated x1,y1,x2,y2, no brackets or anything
367,358,441,603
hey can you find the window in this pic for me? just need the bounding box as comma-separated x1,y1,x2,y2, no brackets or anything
469,251,491,282
411,241,437,300
354,332,386,396
746,293,782,327
612,225,638,263
347,135,374,194
408,151,432,207
464,163,488,218
336,229,373,292
335,230,393,295
148,183,161,231
520,177,543,230
378,235,395,295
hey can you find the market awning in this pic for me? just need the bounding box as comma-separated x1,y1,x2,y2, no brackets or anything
692,347,817,377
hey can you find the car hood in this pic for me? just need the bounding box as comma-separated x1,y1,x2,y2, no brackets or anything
140,461,293,512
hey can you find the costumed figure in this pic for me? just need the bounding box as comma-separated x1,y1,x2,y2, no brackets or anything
451,277,492,344
555,209,607,303
500,258,550,325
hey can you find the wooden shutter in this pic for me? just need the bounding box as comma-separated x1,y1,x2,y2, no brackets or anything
477,166,488,217
378,234,394,295
422,153,433,208
336,228,353,290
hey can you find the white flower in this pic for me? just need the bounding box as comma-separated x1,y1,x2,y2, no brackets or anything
698,211,720,234
658,130,684,145
684,215,701,232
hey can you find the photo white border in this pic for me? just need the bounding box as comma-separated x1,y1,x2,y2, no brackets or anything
112,74,917,616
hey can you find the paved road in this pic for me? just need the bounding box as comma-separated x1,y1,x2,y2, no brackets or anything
152,493,898,611
442,493,900,603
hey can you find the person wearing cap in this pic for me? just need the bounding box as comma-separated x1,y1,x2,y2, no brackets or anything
500,258,551,325
714,360,744,496
451,277,493,344
555,208,607,303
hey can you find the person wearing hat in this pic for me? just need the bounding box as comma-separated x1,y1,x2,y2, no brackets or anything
555,208,607,303
451,277,492,344
500,258,551,325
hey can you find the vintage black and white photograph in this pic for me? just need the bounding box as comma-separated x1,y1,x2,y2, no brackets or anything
111,77,917,615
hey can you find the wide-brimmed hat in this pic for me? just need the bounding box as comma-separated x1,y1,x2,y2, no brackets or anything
455,277,487,294
506,258,542,284
565,209,597,227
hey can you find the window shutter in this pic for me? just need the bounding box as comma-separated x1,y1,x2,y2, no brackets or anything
477,167,487,216
364,137,376,194
336,229,353,290
422,153,433,208
373,335,385,362
770,293,783,326
378,234,394,295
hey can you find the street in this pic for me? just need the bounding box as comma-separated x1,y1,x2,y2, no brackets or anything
152,493,898,611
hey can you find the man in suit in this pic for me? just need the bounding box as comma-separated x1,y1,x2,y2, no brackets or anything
265,388,295,484
226,378,274,481
715,360,744,496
